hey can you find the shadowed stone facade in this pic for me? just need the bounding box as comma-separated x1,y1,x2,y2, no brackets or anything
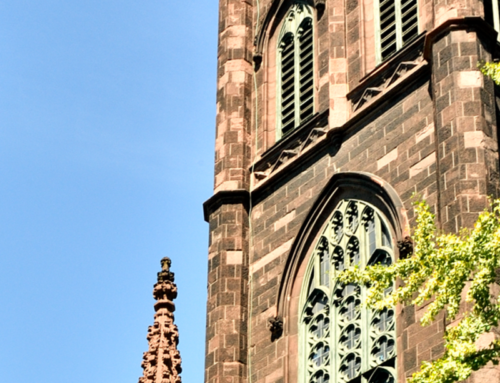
203,0,500,382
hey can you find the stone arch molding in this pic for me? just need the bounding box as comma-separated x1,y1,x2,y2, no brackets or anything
254,0,324,65
275,172,409,322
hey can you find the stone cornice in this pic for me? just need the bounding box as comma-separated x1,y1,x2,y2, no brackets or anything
203,190,250,222
423,17,498,61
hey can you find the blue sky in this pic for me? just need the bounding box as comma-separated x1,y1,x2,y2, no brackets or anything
0,1,217,382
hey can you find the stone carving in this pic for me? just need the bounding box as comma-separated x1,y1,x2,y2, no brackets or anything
353,59,422,111
397,236,414,259
139,257,182,383
253,121,333,183
270,148,301,173
267,316,284,341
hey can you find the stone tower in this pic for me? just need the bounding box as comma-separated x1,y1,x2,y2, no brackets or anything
203,0,500,383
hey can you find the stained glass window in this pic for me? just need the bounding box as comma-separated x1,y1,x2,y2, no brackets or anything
301,200,397,383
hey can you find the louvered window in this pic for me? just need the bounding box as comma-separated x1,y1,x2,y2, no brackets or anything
278,3,314,139
299,19,314,122
484,0,500,41
300,200,397,383
281,34,296,135
375,0,418,63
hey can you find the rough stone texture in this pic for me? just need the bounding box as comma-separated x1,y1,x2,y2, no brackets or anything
430,29,500,233
139,258,182,383
204,1,500,383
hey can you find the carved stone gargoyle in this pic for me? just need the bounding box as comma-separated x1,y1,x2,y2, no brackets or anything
267,316,284,342
397,236,414,259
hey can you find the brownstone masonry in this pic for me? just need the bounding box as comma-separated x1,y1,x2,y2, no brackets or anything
203,0,500,383
139,258,182,383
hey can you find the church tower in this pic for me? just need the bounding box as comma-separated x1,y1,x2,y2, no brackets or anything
203,0,500,383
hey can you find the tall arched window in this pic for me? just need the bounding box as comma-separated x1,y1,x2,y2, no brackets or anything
374,0,418,63
300,199,397,383
277,2,314,138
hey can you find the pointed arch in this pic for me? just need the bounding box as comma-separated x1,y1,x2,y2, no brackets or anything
276,172,408,320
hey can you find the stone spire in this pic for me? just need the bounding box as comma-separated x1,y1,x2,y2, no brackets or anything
139,257,182,383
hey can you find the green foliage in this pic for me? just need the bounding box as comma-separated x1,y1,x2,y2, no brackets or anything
479,61,500,86
339,200,500,383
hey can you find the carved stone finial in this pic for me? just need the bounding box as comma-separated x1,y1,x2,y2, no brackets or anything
397,236,414,259
158,257,175,283
267,316,284,341
139,258,182,383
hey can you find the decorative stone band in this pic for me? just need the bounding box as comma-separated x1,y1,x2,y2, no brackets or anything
138,257,182,383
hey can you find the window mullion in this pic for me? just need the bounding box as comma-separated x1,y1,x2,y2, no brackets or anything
374,0,383,64
395,0,403,50
494,0,500,41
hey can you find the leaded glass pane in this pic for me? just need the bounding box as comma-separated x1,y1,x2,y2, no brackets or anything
301,200,397,383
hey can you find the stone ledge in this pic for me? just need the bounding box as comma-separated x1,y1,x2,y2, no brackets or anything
203,189,250,222
422,17,498,61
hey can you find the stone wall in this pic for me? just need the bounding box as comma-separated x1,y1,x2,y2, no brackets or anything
204,1,500,383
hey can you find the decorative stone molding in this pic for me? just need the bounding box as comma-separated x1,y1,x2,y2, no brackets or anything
250,110,330,183
348,34,426,113
139,258,182,383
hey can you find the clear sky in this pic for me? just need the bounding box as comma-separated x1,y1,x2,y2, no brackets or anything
0,1,217,382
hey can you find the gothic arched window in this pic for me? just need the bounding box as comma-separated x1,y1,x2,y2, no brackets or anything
277,2,314,138
375,0,418,63
300,200,397,383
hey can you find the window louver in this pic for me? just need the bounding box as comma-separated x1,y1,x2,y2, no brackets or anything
401,0,418,44
278,6,314,138
379,0,397,60
281,34,296,136
299,20,314,123
377,0,418,62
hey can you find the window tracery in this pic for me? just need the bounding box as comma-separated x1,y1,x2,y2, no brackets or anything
300,200,397,383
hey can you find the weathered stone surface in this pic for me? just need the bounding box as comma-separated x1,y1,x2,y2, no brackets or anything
139,258,182,383
204,2,500,383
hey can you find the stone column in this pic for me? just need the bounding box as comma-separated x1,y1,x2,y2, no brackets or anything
204,1,254,383
429,21,500,232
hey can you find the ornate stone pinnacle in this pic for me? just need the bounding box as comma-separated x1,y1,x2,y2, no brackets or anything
139,258,182,383
157,257,175,283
